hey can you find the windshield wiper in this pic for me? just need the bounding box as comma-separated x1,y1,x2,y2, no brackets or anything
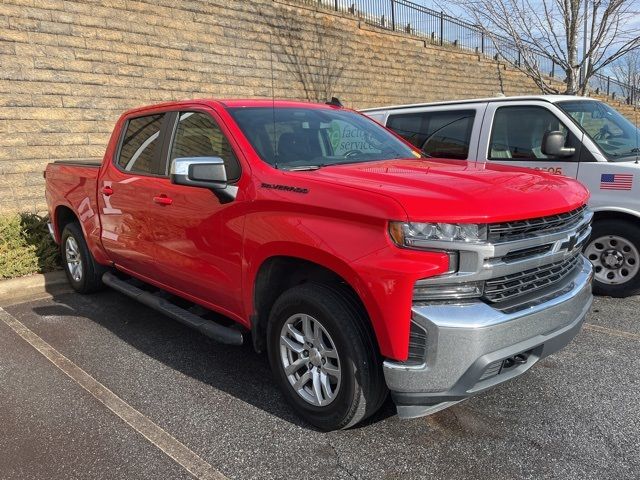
610,147,640,158
283,165,324,171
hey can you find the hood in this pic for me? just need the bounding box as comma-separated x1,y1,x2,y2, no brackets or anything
309,158,589,223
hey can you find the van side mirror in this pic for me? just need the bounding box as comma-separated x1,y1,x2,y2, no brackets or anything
170,157,227,190
542,131,576,158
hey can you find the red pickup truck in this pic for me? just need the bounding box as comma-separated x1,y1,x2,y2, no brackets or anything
45,99,594,430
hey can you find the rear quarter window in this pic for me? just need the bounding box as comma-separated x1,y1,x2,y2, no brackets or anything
387,110,475,159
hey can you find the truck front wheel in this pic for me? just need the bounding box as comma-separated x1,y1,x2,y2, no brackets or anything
267,283,387,431
584,219,640,297
61,222,106,294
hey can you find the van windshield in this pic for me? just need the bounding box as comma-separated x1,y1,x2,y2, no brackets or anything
558,100,640,161
227,107,419,169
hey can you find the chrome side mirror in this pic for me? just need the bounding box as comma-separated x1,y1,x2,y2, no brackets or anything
170,157,227,190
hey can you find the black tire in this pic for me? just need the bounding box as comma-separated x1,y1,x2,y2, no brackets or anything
584,219,640,297
267,282,387,431
60,222,107,294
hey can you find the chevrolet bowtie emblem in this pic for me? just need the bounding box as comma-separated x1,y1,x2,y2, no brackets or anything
562,234,579,252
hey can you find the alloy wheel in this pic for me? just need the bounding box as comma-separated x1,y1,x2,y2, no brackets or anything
279,313,342,407
65,236,83,282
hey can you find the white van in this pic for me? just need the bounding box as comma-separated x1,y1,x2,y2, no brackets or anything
363,96,640,297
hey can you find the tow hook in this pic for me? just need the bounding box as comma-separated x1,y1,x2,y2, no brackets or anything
503,353,529,369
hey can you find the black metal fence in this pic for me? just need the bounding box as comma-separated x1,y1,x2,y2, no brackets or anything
591,72,639,105
297,0,638,106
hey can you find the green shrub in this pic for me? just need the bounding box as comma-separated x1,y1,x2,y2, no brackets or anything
0,213,60,279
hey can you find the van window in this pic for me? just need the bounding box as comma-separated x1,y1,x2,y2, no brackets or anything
489,106,579,161
559,100,640,161
118,114,165,175
387,110,475,159
170,112,241,181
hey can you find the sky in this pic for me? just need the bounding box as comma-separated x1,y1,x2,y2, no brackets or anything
406,0,640,70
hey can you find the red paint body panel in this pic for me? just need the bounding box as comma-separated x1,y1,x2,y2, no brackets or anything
44,99,590,361
44,163,109,265
310,159,588,223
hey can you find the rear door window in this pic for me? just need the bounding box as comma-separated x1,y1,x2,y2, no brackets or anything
387,110,475,159
117,114,165,175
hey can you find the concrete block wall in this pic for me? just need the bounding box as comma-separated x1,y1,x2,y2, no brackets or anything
0,0,636,213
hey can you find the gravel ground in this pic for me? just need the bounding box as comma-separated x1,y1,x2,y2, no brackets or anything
0,288,638,480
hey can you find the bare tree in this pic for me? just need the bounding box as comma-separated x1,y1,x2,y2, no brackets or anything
454,0,640,94
611,50,640,103
267,8,349,102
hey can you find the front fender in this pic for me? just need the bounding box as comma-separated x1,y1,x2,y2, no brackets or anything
245,241,392,355
244,240,448,361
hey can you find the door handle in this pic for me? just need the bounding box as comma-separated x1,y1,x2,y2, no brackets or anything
102,186,114,196
153,194,173,206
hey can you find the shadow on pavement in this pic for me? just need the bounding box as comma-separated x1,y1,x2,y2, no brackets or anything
31,289,397,431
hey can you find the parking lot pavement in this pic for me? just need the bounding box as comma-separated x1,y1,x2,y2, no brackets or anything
1,289,638,480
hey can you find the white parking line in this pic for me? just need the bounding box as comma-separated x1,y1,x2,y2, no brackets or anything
584,322,640,342
0,307,228,480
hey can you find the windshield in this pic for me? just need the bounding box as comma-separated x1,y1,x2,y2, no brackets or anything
227,107,419,169
558,100,640,161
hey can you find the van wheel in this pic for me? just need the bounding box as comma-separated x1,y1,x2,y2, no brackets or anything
267,282,387,431
584,219,640,297
61,222,106,294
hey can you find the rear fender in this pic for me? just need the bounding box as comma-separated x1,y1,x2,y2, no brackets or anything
53,199,109,266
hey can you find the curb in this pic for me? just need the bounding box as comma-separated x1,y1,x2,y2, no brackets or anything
0,270,68,305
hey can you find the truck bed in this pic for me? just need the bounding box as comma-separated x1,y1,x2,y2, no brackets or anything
45,161,102,253
53,159,102,167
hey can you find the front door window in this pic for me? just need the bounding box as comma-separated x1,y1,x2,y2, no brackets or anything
489,106,579,162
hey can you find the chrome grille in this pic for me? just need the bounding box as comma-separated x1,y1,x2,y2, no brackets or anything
488,205,588,243
483,253,583,303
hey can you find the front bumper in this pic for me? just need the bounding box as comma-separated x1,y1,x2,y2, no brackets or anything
385,256,593,419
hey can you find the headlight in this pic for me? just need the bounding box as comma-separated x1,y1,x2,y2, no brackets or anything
389,221,487,247
413,280,484,301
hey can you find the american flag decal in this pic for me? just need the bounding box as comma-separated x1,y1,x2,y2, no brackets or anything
600,173,633,190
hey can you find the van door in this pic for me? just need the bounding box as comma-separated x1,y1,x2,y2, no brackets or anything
479,102,584,178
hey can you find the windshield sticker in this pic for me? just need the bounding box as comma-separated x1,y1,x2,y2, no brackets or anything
600,173,633,190
328,120,384,155
328,121,342,151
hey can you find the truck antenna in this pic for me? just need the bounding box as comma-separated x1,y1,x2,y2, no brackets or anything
269,29,278,170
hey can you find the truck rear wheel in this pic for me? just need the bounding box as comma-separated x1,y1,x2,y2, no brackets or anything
267,282,387,431
61,222,106,294
584,219,640,297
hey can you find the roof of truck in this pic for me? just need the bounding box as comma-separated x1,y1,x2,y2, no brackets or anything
218,99,342,109
360,95,599,113
123,99,343,117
